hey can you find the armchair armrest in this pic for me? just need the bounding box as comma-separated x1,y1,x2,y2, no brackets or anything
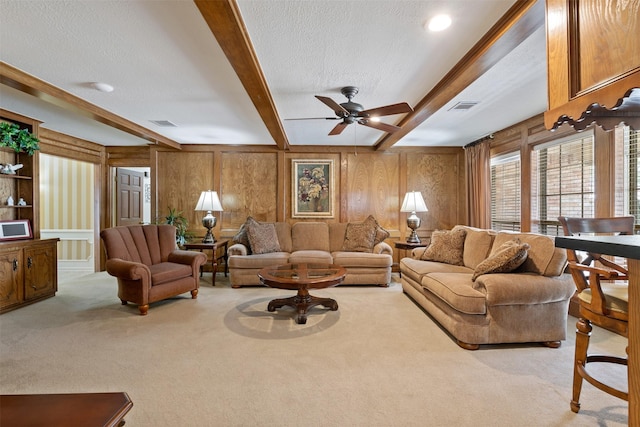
105,258,151,282
169,250,207,268
228,243,248,256
568,262,625,280
373,242,393,255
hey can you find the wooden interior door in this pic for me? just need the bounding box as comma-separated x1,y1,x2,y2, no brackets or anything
116,168,144,226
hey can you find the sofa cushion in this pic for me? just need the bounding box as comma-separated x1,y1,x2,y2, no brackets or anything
332,251,393,268
289,250,333,264
421,273,486,315
274,222,293,253
453,225,496,269
149,262,193,285
291,222,330,251
400,257,473,284
472,239,530,281
421,228,467,266
247,221,281,254
341,222,376,252
228,252,290,269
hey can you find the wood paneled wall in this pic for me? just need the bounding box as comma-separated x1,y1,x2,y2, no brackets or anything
150,146,466,253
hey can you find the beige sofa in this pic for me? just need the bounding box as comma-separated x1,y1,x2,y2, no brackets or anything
400,225,575,350
228,221,393,287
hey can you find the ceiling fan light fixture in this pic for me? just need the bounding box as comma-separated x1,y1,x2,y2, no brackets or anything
370,117,381,122
426,14,451,32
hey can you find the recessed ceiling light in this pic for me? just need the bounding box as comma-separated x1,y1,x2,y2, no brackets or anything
91,82,114,93
427,14,452,32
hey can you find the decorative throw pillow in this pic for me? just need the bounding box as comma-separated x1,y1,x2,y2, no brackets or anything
363,215,390,245
233,217,258,254
472,239,530,281
246,221,281,255
420,228,467,265
341,222,377,252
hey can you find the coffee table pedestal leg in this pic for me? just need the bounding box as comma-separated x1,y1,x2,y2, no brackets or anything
268,288,338,324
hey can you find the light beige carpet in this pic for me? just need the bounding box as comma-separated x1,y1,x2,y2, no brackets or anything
0,272,629,426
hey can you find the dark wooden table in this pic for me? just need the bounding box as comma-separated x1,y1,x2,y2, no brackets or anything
183,239,229,285
555,234,640,425
0,392,133,427
394,241,428,251
258,263,346,324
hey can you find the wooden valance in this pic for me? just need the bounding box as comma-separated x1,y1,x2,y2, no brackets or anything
546,87,640,132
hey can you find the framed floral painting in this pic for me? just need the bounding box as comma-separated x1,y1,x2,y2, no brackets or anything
292,159,334,218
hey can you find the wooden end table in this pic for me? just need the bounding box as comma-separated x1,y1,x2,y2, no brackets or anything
394,240,428,251
0,392,133,427
183,239,229,286
258,263,346,324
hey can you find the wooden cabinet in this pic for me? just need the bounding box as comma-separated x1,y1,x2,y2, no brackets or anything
0,238,58,313
544,0,640,130
1,109,57,314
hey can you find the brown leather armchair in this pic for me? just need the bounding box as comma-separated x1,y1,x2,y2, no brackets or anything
100,224,207,315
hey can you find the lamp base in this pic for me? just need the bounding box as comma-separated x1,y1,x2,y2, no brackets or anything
202,230,215,244
406,230,421,244
201,212,217,244
406,212,421,244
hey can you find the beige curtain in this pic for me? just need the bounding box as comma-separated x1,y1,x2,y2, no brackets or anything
465,141,491,228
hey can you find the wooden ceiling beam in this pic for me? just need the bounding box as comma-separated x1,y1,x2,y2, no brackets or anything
374,0,543,151
195,0,290,151
0,61,181,150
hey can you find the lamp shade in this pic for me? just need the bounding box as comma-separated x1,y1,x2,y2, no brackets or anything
400,191,428,213
195,190,223,212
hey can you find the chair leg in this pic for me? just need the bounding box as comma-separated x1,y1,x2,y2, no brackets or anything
191,289,198,299
138,304,149,316
571,317,592,413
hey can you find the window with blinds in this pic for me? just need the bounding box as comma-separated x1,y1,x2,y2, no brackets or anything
490,152,521,231
531,131,595,235
614,125,640,231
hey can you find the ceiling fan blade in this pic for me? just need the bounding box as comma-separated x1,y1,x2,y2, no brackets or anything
329,121,349,135
284,117,340,121
358,119,401,133
360,102,413,117
315,95,349,116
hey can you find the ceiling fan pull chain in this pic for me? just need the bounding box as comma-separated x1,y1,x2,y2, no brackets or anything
354,123,357,156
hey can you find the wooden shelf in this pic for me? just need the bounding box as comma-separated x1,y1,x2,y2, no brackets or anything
0,205,33,209
0,174,32,180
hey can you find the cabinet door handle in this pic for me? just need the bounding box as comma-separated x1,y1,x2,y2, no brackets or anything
27,256,33,269
12,259,18,271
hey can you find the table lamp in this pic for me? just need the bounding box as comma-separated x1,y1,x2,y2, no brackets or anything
401,191,428,243
195,190,223,243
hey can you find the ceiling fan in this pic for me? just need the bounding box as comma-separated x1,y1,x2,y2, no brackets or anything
290,86,413,136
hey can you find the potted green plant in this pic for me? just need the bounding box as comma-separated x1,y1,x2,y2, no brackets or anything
0,122,40,155
159,207,193,247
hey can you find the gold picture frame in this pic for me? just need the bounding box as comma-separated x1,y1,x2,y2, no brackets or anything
292,159,334,218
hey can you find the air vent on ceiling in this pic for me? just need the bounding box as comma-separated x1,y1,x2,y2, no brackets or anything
149,120,177,127
448,101,479,111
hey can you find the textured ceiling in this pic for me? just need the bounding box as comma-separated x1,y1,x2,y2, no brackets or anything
0,0,546,148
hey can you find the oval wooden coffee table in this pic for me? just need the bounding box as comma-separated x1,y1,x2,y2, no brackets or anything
258,263,347,324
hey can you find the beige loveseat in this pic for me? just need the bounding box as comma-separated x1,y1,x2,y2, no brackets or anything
400,225,575,350
228,219,393,287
